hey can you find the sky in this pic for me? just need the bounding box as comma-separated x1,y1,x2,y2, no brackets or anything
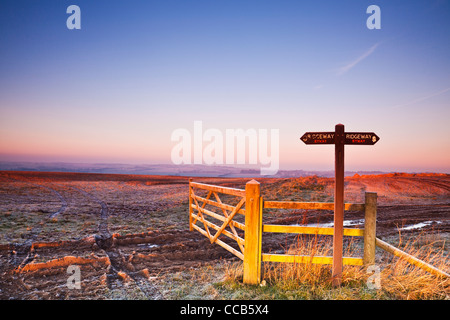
0,0,449,173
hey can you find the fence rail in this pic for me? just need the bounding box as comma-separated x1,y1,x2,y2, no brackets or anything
262,224,364,237
375,237,450,278
264,200,365,212
262,254,364,266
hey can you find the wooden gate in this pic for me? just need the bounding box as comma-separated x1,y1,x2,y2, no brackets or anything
189,179,247,261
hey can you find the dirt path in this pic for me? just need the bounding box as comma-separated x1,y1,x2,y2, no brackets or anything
68,186,110,237
41,185,68,219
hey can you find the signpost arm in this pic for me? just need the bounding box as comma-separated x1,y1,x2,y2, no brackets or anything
333,124,345,286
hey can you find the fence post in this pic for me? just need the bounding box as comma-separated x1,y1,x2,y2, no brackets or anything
188,178,193,231
363,192,377,266
243,180,262,285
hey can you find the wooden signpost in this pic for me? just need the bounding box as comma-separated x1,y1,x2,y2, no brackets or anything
300,124,379,286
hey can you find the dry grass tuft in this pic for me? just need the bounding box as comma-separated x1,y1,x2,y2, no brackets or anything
219,233,449,300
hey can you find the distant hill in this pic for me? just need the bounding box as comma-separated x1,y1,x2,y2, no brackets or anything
0,161,388,178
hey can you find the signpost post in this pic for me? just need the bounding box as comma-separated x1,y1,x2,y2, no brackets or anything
300,124,379,286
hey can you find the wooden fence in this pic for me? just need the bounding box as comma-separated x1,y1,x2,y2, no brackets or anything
189,179,449,284
261,195,374,265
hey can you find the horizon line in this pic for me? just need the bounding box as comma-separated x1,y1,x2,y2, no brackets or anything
0,160,448,176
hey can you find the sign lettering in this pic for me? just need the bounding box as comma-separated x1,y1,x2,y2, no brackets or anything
301,132,379,145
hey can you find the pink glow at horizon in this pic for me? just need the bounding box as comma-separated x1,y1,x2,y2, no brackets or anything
1,115,449,173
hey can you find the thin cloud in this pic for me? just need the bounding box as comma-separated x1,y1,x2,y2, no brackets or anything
336,43,380,76
392,86,450,109
313,84,324,90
